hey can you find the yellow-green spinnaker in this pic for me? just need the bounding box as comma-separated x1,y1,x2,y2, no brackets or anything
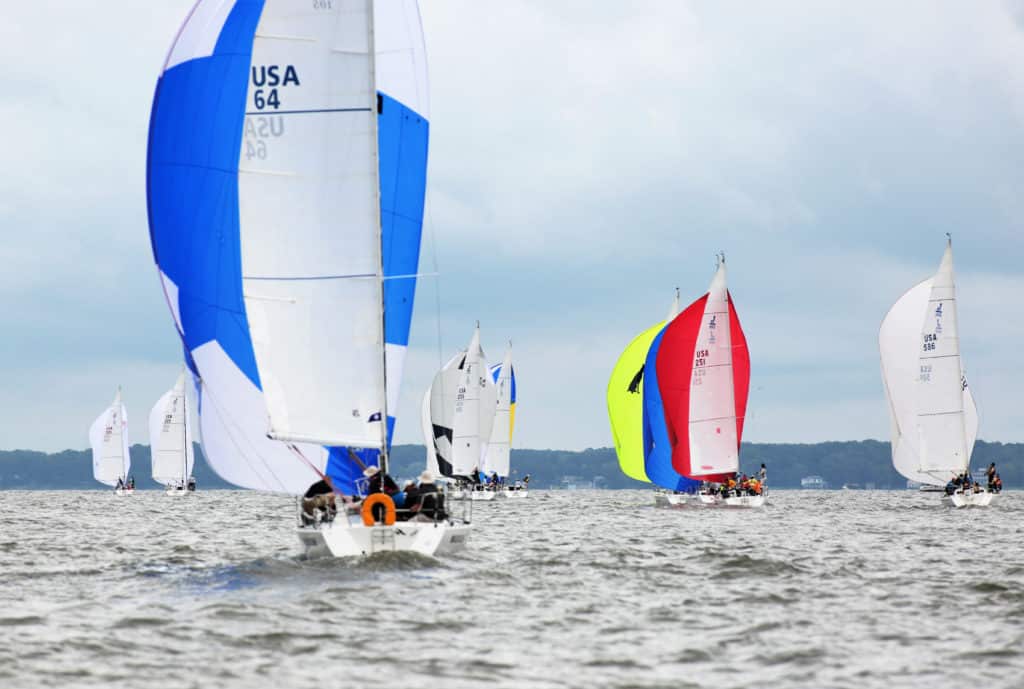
607,321,666,482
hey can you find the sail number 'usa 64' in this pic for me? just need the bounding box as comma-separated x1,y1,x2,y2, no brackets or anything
250,65,300,111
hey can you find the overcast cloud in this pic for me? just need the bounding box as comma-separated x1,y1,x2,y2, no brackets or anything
1,1,1021,452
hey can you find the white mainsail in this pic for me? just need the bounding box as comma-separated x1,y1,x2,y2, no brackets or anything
89,388,130,487
149,371,195,487
687,260,740,477
482,344,514,477
240,1,387,450
880,239,978,484
448,325,497,477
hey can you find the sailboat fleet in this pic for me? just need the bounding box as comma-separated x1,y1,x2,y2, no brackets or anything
82,2,1002,559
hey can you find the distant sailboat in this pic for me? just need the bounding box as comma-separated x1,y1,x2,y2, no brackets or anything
147,0,470,554
880,237,989,507
90,388,132,495
652,257,757,507
425,325,498,501
484,344,526,497
608,290,699,506
149,370,196,495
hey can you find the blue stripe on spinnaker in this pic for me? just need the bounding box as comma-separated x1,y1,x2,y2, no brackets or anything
643,328,699,492
490,363,516,403
147,0,266,389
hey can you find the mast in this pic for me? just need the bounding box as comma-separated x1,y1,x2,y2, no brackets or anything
368,0,389,475
181,371,188,484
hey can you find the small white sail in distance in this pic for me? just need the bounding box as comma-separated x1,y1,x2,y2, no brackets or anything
482,343,514,478
149,370,195,487
89,388,130,486
449,324,497,477
880,238,978,485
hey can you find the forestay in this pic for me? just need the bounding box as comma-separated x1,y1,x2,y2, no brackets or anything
89,389,130,486
880,241,977,484
147,0,430,494
149,371,196,487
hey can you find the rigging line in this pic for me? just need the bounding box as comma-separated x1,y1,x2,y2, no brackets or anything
425,189,444,370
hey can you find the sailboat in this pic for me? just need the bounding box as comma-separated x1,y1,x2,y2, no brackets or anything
147,0,470,555
654,257,756,507
423,325,498,501
149,370,196,495
608,291,699,506
485,344,524,497
880,236,990,508
89,388,132,495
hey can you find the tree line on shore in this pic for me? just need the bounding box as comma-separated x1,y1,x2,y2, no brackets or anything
1,440,1020,490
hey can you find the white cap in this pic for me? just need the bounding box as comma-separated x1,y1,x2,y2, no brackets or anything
363,465,380,478
419,471,434,483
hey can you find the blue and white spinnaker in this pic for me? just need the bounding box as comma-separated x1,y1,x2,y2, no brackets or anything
147,0,430,495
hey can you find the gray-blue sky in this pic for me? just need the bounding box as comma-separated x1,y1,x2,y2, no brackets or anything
1,1,1022,452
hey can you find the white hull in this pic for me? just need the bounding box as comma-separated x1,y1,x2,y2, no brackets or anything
724,494,766,508
945,491,995,508
697,493,766,508
165,487,190,496
297,519,471,558
654,492,692,507
113,488,135,496
504,489,529,499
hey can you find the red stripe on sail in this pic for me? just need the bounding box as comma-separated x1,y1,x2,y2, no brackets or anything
653,294,706,479
728,292,751,450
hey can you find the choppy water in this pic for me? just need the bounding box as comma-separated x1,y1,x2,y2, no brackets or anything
1,489,1022,688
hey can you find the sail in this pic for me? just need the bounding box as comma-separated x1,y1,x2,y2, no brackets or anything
149,371,195,486
447,326,497,477
423,351,461,477
482,345,515,477
642,327,701,491
880,241,977,483
147,0,430,495
655,262,750,482
89,389,130,486
607,293,682,483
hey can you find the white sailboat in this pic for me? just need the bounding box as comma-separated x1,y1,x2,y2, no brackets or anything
484,344,526,498
148,0,470,556
149,370,196,495
425,325,498,501
89,388,132,495
880,236,990,507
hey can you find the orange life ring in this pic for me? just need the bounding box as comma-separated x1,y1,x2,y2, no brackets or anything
361,493,396,526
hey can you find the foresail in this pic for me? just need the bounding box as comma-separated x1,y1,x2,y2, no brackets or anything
642,327,700,491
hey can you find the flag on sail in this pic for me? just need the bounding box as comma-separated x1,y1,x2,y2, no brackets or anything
147,0,430,495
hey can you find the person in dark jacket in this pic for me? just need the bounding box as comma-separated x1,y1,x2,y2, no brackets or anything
301,477,337,526
364,465,399,496
408,471,445,522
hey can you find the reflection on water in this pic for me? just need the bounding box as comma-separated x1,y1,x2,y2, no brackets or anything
1,489,1022,688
